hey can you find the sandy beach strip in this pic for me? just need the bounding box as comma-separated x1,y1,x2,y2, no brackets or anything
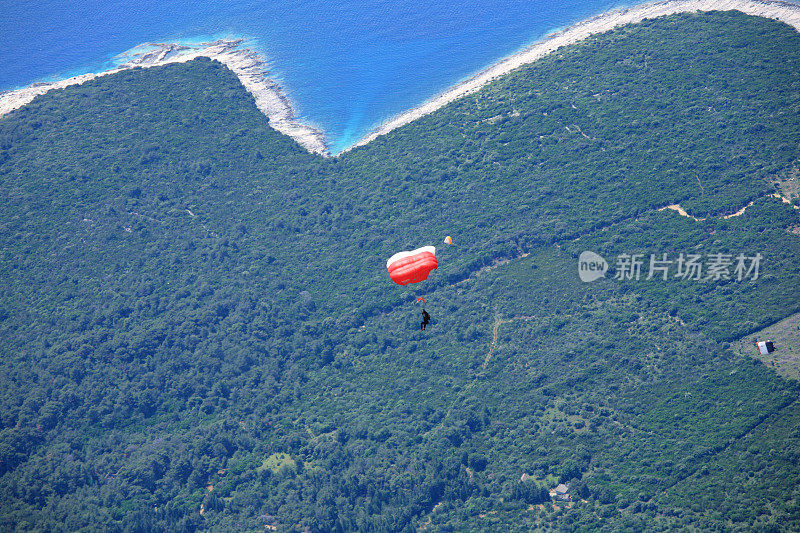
0,39,329,155
348,0,800,151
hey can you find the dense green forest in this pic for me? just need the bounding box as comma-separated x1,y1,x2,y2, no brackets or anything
2,10,800,531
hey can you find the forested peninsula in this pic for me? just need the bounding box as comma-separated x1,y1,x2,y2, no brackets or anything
2,11,800,531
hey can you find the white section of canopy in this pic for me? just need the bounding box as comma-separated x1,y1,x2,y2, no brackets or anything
386,246,436,269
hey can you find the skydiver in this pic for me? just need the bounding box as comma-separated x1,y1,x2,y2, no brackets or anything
421,308,431,331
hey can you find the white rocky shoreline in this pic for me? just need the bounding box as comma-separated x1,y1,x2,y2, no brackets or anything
2,0,800,156
0,39,329,155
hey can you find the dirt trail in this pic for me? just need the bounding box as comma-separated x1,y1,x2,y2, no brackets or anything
662,193,799,222
483,314,537,369
658,204,706,221
419,502,444,531
483,315,508,369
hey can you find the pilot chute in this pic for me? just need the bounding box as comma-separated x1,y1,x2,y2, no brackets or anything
387,246,437,286
443,236,453,245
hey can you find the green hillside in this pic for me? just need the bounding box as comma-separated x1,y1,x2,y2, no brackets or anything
1,10,800,531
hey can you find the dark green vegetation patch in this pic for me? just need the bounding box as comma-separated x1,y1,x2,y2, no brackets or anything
1,10,800,531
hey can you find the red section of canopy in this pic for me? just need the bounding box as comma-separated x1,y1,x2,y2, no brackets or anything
387,251,438,285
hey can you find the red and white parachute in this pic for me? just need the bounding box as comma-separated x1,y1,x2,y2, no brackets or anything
386,246,437,286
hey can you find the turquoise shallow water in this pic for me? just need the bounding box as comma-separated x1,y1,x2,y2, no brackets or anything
2,0,781,152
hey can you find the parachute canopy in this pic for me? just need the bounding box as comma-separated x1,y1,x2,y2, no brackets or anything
416,297,426,304
387,246,437,286
443,236,453,245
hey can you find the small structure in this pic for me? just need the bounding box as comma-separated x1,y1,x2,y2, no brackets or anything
756,340,776,355
553,483,570,501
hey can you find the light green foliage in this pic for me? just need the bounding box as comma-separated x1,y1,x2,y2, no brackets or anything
257,453,297,475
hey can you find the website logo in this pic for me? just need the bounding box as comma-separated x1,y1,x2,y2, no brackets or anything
578,251,608,282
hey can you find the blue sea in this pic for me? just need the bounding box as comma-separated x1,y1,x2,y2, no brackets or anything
0,0,747,153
